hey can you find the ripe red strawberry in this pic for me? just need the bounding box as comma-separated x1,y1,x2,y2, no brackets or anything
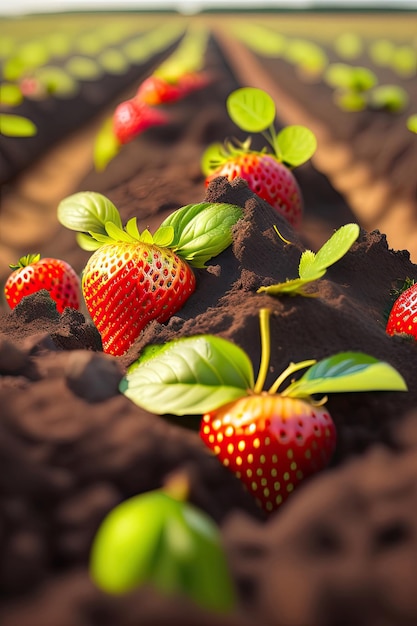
200,395,336,513
205,152,303,229
83,241,196,356
386,281,417,339
136,72,212,106
113,98,169,144
4,253,81,313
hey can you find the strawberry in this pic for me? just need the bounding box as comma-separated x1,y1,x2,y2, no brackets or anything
57,192,243,357
136,72,212,106
386,280,417,339
4,253,81,313
83,241,196,356
113,98,169,145
205,151,303,229
202,87,317,229
200,395,336,513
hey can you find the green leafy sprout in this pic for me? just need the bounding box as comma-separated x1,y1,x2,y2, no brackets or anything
90,472,236,613
257,223,360,297
202,87,317,176
120,308,407,417
57,191,243,268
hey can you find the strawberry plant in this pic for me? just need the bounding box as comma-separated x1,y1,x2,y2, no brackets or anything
202,87,316,229
57,191,243,356
90,473,236,613
4,253,81,313
112,98,169,144
120,309,407,513
386,280,417,340
257,222,360,296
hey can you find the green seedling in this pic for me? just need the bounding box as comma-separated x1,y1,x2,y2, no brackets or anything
407,114,417,134
257,223,360,297
0,113,37,137
90,474,236,613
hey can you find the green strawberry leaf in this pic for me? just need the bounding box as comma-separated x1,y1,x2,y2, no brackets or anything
90,489,236,613
274,125,317,167
58,191,123,239
282,352,407,398
201,142,227,176
226,87,276,133
76,232,103,251
153,225,175,247
0,113,37,137
258,223,359,296
407,114,417,134
161,203,243,268
125,217,141,239
120,335,253,415
93,116,121,172
105,221,136,243
0,83,23,107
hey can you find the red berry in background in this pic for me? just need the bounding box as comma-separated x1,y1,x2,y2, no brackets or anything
205,152,303,229
4,254,81,313
113,98,169,145
386,281,417,339
200,394,336,514
136,72,212,106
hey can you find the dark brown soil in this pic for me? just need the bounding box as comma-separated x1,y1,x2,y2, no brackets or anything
1,16,417,626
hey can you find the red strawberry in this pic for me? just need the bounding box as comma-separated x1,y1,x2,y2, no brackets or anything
136,72,211,106
83,241,196,356
200,394,336,513
206,152,303,229
113,98,169,144
4,253,81,313
386,281,417,339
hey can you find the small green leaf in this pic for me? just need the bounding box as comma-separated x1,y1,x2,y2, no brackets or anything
226,87,276,133
201,142,227,176
93,117,121,172
298,249,317,279
139,228,154,244
0,113,37,137
312,223,360,272
257,273,325,297
105,221,136,243
125,217,141,239
407,114,417,134
153,225,175,247
90,490,236,613
57,191,123,237
368,85,409,113
160,203,243,268
0,83,23,106
283,352,407,397
121,335,254,415
76,232,103,251
334,33,363,60
275,125,317,167
335,90,367,112
65,56,102,80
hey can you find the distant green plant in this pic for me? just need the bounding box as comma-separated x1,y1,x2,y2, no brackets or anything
334,32,363,60
407,114,417,134
0,113,37,137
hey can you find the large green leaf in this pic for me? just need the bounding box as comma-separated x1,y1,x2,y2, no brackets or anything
90,490,236,613
120,335,254,415
57,191,122,236
310,223,360,273
283,352,407,397
160,203,243,268
226,87,276,133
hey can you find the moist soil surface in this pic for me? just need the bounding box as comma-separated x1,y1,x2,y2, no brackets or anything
1,16,417,626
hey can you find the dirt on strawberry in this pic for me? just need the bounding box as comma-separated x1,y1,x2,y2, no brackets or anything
1,19,417,626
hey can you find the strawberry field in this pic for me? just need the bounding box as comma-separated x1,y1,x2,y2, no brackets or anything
1,8,417,626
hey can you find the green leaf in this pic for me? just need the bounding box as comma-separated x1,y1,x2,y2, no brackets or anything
0,83,23,106
257,224,359,296
283,352,407,397
139,229,154,244
153,225,175,247
334,33,363,60
105,221,136,243
226,87,276,133
368,85,409,113
312,223,360,272
125,217,141,239
65,56,102,80
201,142,227,176
0,113,37,137
90,490,236,613
407,114,417,134
57,191,122,237
76,232,103,251
335,90,367,112
120,335,254,415
93,117,121,172
160,203,243,268
275,125,317,167
36,66,78,97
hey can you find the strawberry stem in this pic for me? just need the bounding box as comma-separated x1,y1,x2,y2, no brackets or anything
253,308,272,394
9,253,40,270
269,359,317,395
